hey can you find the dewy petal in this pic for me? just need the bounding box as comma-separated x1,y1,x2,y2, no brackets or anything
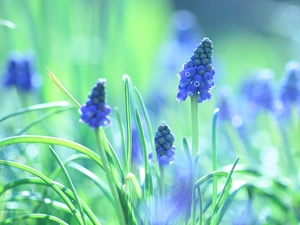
185,67,196,77
176,89,188,102
168,156,175,164
186,83,197,96
203,72,213,84
159,155,170,167
198,91,211,103
180,77,192,88
166,148,175,158
177,70,186,78
99,116,110,127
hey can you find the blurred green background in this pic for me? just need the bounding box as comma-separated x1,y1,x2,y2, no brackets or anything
1,0,300,224
1,0,300,180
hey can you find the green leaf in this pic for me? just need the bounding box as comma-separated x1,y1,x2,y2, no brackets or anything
0,101,72,123
49,146,87,225
47,69,81,109
0,213,68,225
0,160,83,225
0,135,103,169
0,177,101,225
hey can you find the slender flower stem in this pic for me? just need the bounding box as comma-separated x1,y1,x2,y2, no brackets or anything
211,108,219,225
160,166,165,225
190,94,199,225
95,128,126,225
191,94,199,158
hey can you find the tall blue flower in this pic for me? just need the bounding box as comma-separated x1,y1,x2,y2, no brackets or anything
242,69,275,111
2,52,36,91
176,37,215,103
79,78,111,129
148,123,175,167
279,60,300,107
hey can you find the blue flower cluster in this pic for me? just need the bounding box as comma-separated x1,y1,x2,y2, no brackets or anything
243,69,275,111
280,60,300,106
2,52,36,91
176,37,215,103
79,78,111,129
148,123,175,168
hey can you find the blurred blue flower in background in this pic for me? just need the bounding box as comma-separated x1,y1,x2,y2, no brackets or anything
242,69,275,112
79,78,111,129
131,127,143,166
176,37,215,103
216,87,243,128
148,123,175,168
279,60,300,108
2,51,39,92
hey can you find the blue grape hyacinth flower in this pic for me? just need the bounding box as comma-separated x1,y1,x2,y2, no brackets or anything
280,60,300,106
79,78,111,129
2,52,37,91
242,69,275,112
148,123,175,168
176,37,215,103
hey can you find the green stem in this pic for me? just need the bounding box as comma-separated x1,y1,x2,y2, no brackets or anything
211,108,219,225
160,166,165,225
197,186,203,225
95,128,126,225
191,94,199,157
190,94,199,225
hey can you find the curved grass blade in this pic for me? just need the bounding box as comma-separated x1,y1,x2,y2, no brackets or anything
211,108,219,225
135,106,154,222
135,107,151,196
215,158,239,211
115,107,127,174
15,107,74,135
208,157,239,224
0,160,83,225
47,69,81,108
95,128,126,225
49,146,87,225
182,136,194,223
68,162,114,205
216,183,298,225
33,154,95,213
0,135,103,169
0,101,72,123
123,74,132,173
194,171,229,189
0,213,68,225
134,87,155,162
1,194,71,214
106,138,125,183
0,177,101,225
123,172,142,198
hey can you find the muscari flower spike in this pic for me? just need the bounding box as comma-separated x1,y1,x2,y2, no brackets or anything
2,52,35,91
148,123,175,168
176,37,215,103
79,78,111,129
280,60,300,106
243,69,275,111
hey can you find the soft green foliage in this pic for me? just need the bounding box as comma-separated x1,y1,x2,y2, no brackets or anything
1,1,300,225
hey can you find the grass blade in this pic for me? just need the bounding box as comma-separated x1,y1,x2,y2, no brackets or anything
0,213,68,225
0,160,83,225
0,101,72,123
47,69,81,109
49,146,87,225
